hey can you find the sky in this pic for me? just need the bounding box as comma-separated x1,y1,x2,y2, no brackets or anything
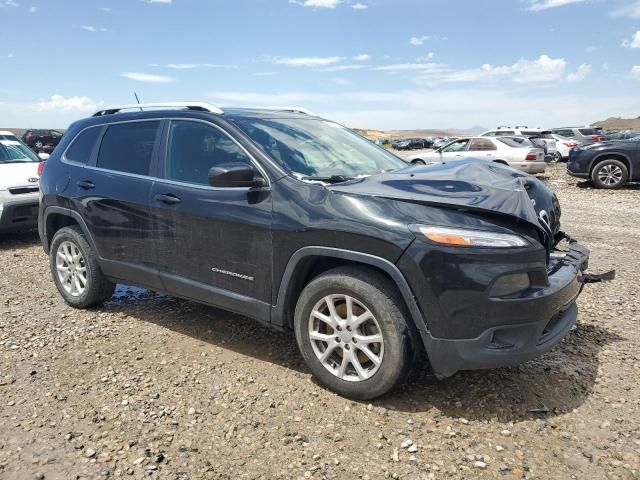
1,0,640,130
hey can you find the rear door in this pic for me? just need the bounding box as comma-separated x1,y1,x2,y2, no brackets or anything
150,119,273,319
467,138,497,160
75,120,163,289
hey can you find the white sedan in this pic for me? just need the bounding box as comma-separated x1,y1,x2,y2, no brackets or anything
406,136,547,174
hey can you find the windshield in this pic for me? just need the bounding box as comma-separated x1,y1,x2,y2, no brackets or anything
0,141,40,163
232,117,406,179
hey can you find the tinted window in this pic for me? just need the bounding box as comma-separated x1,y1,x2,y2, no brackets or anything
498,137,535,148
0,141,40,163
97,121,159,175
578,128,597,135
553,129,575,138
442,139,470,152
166,121,252,185
66,127,101,164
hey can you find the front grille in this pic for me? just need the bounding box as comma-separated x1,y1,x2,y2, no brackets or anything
8,186,39,195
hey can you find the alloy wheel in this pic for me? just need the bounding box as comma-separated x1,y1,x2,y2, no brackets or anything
56,240,87,297
308,294,384,382
598,164,623,186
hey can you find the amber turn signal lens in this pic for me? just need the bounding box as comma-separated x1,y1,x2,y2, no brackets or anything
422,232,471,246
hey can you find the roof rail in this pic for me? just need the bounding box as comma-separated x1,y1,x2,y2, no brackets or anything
262,106,317,116
92,102,224,117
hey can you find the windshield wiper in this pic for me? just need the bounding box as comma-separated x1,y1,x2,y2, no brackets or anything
301,175,354,184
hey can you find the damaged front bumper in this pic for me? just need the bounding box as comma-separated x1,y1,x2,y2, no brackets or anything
420,237,613,379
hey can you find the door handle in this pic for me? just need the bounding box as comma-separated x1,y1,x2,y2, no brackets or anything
155,193,182,205
77,180,95,190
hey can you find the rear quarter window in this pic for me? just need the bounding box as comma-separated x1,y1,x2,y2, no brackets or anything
578,128,596,135
65,127,102,164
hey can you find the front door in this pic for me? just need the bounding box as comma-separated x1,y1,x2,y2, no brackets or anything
150,119,273,320
440,138,471,162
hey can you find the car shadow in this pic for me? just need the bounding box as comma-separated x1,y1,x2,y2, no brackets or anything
0,230,40,250
101,285,622,423
576,180,640,190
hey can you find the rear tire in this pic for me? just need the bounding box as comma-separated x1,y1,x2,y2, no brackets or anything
591,159,628,189
294,266,413,400
49,226,115,308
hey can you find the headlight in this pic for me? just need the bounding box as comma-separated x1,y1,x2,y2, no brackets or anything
414,225,529,248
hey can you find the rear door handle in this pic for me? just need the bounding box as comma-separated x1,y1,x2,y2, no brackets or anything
154,193,182,205
77,180,95,190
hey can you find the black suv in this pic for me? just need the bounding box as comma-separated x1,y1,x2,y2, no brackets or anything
39,103,597,399
22,129,64,152
568,138,640,188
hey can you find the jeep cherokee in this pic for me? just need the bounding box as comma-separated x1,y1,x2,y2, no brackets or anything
39,102,600,399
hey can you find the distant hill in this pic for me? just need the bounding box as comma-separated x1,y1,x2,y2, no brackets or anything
593,117,640,132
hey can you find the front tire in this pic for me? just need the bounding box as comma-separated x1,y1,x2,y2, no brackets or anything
49,226,115,308
591,159,628,189
294,266,412,400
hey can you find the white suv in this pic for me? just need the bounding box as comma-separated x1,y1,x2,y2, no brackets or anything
481,127,557,158
0,139,42,234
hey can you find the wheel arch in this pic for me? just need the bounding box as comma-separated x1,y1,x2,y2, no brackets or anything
589,153,632,178
272,247,427,339
43,207,98,255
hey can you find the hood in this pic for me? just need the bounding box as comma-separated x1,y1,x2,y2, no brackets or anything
0,162,40,190
330,159,559,240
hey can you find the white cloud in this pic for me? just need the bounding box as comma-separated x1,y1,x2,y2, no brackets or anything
352,54,370,61
566,63,591,82
31,95,99,113
0,0,19,7
143,0,171,3
29,5,36,12
206,88,640,131
273,56,343,67
254,71,277,76
416,52,435,62
121,72,174,83
290,0,341,7
586,45,598,53
332,78,353,86
316,64,365,72
611,0,640,18
81,25,97,32
412,54,568,84
632,66,640,80
526,0,587,11
409,36,430,46
7,52,14,58
622,31,640,48
375,62,447,73
99,7,111,12
352,3,368,9
165,63,237,69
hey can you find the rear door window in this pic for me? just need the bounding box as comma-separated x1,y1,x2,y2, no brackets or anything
554,129,576,138
578,128,597,136
96,121,160,176
65,127,102,164
468,139,496,151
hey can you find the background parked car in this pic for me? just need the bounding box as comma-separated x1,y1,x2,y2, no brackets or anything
0,130,20,142
550,134,579,161
481,127,558,158
567,137,640,188
601,131,640,142
21,129,64,152
406,136,546,174
393,138,431,150
551,127,604,145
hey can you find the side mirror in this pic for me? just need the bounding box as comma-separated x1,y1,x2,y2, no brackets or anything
38,152,50,161
208,163,266,189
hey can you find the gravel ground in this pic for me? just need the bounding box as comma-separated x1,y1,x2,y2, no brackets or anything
0,164,638,480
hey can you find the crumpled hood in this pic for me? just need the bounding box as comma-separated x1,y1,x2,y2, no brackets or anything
330,159,557,237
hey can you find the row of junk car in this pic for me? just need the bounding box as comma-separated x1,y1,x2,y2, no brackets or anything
389,125,640,189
